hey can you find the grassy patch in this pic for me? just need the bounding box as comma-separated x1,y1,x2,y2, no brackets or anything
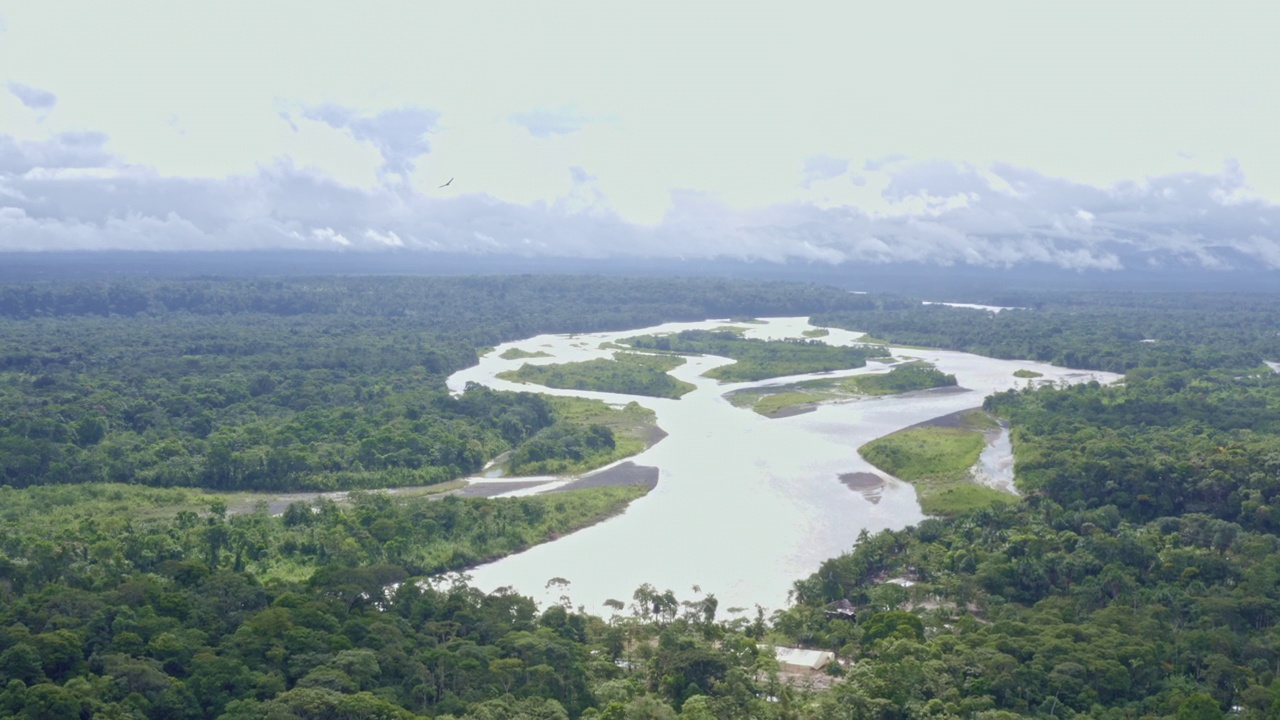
1013,368,1044,378
901,478,1014,515
498,352,695,398
802,328,830,338
728,362,956,416
384,480,467,497
752,391,826,416
862,426,985,479
838,362,957,396
956,408,1001,431
477,346,496,357
859,424,1011,516
501,347,553,360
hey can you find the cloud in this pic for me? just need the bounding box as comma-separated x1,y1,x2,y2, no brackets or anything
864,154,908,172
301,105,439,185
801,156,849,187
0,131,112,174
1,132,1277,271
7,82,56,111
509,108,592,138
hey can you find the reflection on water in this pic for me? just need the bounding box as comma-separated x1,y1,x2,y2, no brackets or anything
446,317,1118,613
971,425,1017,495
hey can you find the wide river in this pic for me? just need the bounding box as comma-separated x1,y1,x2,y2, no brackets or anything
446,317,1118,614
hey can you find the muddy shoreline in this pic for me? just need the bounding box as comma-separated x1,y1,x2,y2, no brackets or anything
902,405,983,431
445,461,661,499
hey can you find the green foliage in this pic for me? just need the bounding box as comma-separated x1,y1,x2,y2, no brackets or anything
813,292,1280,373
502,397,654,476
860,610,925,646
1013,368,1043,378
838,362,958,396
985,370,1280,531
499,353,695,399
727,362,956,416
861,426,986,481
0,478,784,719
860,425,1009,515
620,329,888,382
0,275,886,493
749,391,826,417
0,482,646,589
6,279,1280,718
500,347,552,360
1177,693,1225,720
786,500,1280,718
508,423,617,475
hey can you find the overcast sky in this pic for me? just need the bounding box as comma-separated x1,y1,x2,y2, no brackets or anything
2,2,1278,269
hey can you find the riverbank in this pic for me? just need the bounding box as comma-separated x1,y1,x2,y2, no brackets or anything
859,409,1013,516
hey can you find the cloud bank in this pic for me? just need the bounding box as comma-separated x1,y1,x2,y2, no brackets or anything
2,120,1277,271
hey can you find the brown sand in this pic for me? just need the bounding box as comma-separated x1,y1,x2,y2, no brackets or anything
839,472,886,504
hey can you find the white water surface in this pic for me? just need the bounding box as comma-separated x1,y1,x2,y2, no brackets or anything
971,426,1018,495
922,301,1023,313
447,318,1117,613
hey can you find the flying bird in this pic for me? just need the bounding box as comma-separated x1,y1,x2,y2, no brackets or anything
438,178,453,188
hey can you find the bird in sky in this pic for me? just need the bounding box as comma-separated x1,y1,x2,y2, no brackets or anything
438,178,453,188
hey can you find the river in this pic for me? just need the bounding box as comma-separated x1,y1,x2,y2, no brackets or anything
446,317,1117,614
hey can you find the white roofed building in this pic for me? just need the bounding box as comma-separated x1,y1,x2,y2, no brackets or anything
765,646,836,672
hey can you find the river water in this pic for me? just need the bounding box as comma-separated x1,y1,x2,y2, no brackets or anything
446,317,1117,614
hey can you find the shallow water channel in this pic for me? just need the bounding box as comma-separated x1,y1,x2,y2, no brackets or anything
446,318,1118,614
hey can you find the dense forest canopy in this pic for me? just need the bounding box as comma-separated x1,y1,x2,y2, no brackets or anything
813,293,1280,373
0,276,882,493
2,275,1280,718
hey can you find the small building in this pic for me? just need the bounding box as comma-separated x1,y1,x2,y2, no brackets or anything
824,599,857,620
766,646,836,672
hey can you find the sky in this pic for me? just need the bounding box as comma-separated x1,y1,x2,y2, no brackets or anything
2,1,1279,270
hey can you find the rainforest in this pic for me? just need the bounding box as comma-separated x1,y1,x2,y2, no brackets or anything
2,276,1280,719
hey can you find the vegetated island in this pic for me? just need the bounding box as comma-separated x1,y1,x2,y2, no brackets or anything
728,362,959,417
802,328,830,338
497,352,696,398
618,328,889,382
857,409,1013,516
503,396,661,476
1013,368,1043,378
500,347,553,360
